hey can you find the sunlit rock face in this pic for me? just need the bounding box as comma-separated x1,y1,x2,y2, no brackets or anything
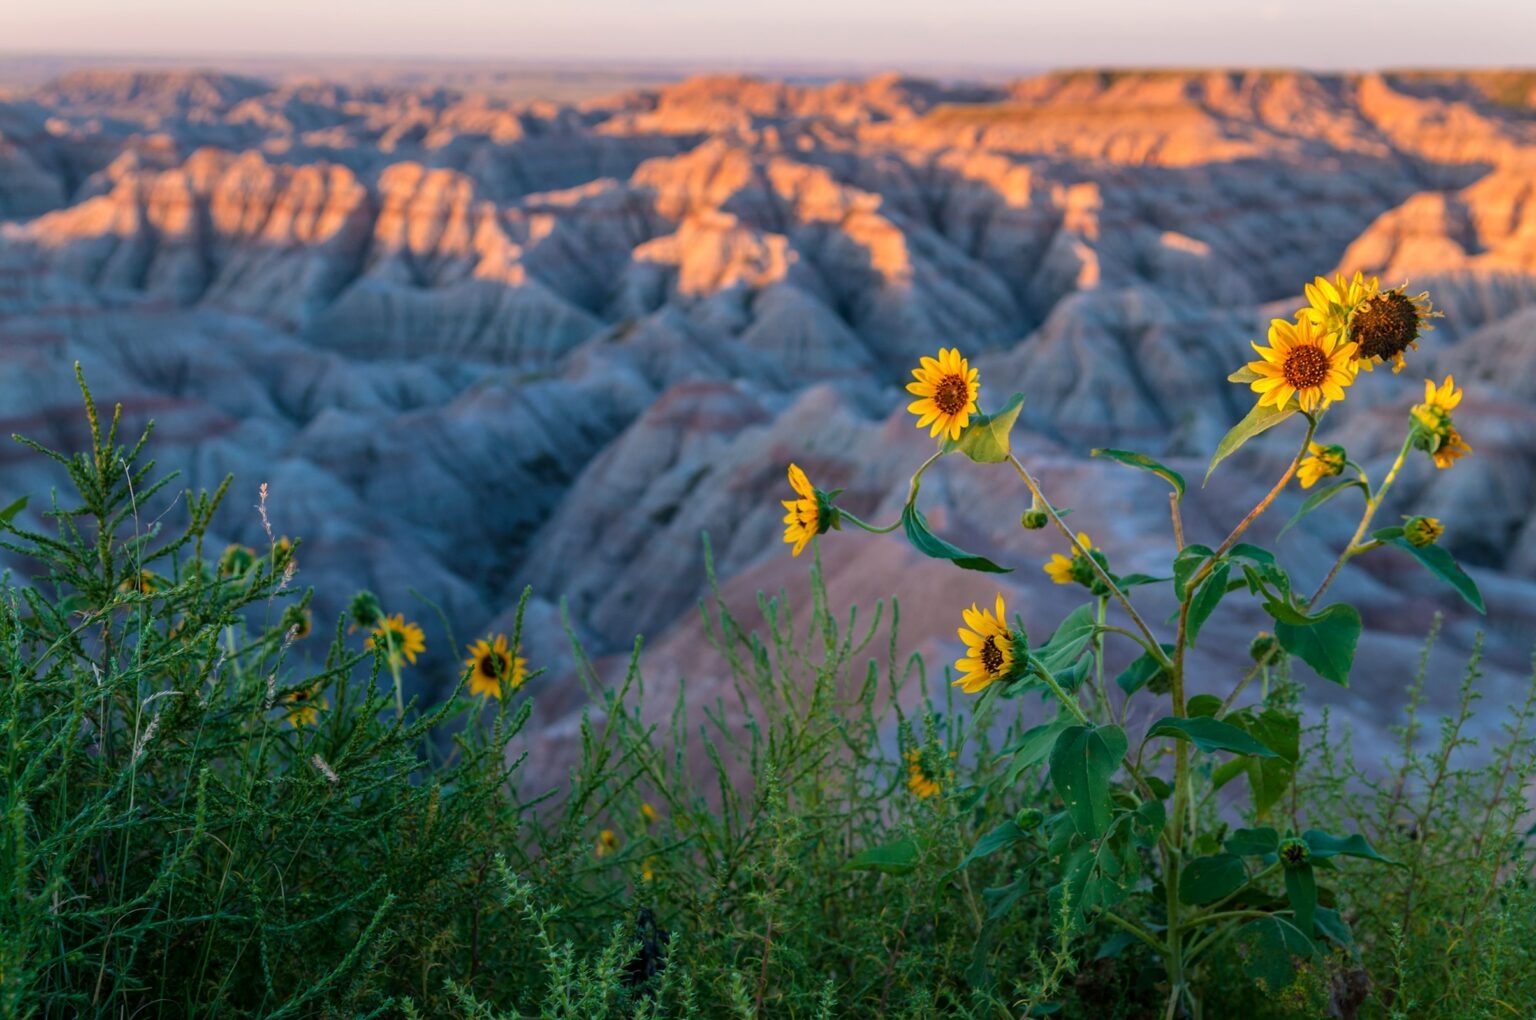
3,67,1535,785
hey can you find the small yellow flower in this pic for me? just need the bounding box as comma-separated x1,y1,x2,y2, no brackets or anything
1412,374,1463,430
953,593,1019,694
1300,271,1379,338
596,829,619,858
640,802,659,826
463,635,526,699
1247,317,1358,413
781,463,830,557
367,613,426,667
1044,532,1097,587
906,347,980,440
1410,376,1472,470
284,686,327,727
641,857,656,882
219,543,257,577
119,569,162,595
905,748,947,799
1296,443,1347,489
1350,285,1438,373
1432,427,1472,470
1404,516,1444,548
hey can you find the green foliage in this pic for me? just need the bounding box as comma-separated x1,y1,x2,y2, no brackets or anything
1204,401,1299,483
900,503,1011,573
943,393,1026,463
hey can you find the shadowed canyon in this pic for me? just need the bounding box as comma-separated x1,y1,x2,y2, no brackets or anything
3,66,1535,782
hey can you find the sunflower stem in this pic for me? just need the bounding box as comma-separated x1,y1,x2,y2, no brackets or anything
1306,432,1413,607
1006,453,1171,672
836,510,902,535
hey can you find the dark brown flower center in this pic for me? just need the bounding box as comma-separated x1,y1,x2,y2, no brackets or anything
980,636,1006,676
933,373,970,416
1281,344,1329,389
1351,291,1421,361
478,651,511,680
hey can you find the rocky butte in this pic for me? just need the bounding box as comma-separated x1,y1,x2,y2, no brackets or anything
2,67,1534,788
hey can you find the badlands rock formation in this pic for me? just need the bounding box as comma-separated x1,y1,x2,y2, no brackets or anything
2,67,1534,786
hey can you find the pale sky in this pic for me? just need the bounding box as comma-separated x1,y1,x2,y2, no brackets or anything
6,0,1535,70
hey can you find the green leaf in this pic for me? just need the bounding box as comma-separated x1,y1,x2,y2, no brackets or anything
1035,604,1097,673
1173,544,1215,601
1179,853,1249,905
1234,915,1316,989
1238,708,1300,817
1314,907,1356,954
901,504,1011,574
1187,694,1223,718
1227,543,1276,566
959,822,1028,870
1002,714,1072,785
846,838,921,874
943,392,1026,463
1185,562,1231,647
1228,365,1262,384
1381,537,1485,613
1226,827,1280,857
1274,603,1361,686
1205,401,1299,484
1049,725,1127,839
1279,478,1367,537
0,496,25,525
1115,572,1170,588
1302,829,1394,864
1146,717,1280,758
1284,864,1317,937
1091,448,1186,499
1114,644,1176,696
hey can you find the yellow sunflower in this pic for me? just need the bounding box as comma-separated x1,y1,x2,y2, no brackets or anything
1247,317,1358,413
906,347,980,441
367,613,426,667
284,686,326,727
1296,443,1347,489
595,829,619,858
1300,271,1379,336
119,569,163,595
905,748,950,799
953,592,1019,694
1432,427,1472,470
1044,532,1097,586
464,634,527,699
781,463,828,557
1350,285,1438,373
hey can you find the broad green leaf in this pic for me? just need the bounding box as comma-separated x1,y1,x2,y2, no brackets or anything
0,496,25,525
1187,694,1223,718
1239,708,1300,817
901,504,1011,573
1002,714,1072,785
1302,829,1394,864
1314,907,1356,954
1228,365,1262,384
1226,827,1280,857
1113,644,1176,696
1186,562,1231,647
1274,603,1361,686
1146,716,1279,758
1234,915,1316,989
1115,572,1170,588
959,821,1028,870
1036,604,1097,673
1227,543,1277,566
1381,536,1485,613
1205,400,1299,484
1179,853,1249,905
943,392,1026,463
1133,800,1167,845
1049,725,1127,839
845,838,921,874
1091,447,1186,499
1173,544,1216,601
1279,478,1367,537
1284,863,1317,937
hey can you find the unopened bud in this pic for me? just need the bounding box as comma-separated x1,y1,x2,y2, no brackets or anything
1404,515,1444,548
1021,509,1049,530
1279,837,1311,869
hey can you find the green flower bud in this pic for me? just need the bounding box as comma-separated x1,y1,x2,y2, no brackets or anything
1021,509,1049,530
1404,515,1444,548
348,590,383,630
1279,837,1311,869
218,543,256,578
1014,808,1045,831
1249,631,1281,663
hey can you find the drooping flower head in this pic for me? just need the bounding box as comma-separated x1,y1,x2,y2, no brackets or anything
953,593,1023,694
367,613,426,667
280,604,313,641
1247,317,1358,413
1044,531,1106,591
464,634,526,699
781,463,837,557
1349,285,1438,373
1296,442,1347,490
1410,375,1472,470
1300,271,1379,337
348,590,384,631
906,347,980,441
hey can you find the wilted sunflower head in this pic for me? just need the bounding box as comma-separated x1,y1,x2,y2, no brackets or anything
1410,375,1472,469
1350,285,1438,373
